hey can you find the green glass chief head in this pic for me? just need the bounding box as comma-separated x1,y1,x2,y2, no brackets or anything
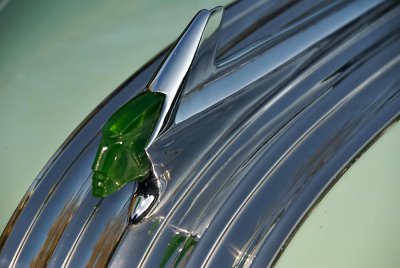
92,91,164,197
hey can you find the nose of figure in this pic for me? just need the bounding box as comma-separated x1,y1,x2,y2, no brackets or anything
92,139,151,197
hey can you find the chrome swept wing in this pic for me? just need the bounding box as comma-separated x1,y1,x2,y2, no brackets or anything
147,7,223,149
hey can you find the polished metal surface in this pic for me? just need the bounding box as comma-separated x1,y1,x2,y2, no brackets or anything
1,0,400,267
176,0,384,122
128,177,160,225
147,7,222,150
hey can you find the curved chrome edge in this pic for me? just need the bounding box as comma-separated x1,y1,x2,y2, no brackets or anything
269,116,400,268
146,7,223,150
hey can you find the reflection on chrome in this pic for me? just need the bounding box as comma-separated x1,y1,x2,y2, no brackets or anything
146,7,223,150
160,228,199,268
1,1,400,267
231,247,255,268
129,177,159,225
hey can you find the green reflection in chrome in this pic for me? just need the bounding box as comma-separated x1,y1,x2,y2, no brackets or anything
91,91,165,197
160,233,198,267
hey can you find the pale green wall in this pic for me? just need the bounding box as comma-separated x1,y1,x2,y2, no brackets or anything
276,121,400,268
0,0,230,232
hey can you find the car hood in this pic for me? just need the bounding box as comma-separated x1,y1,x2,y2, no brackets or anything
1,0,400,267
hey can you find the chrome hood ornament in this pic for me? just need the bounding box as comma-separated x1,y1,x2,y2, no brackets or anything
3,1,399,267
91,7,224,222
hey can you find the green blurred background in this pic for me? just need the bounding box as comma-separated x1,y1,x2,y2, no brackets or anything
0,0,230,232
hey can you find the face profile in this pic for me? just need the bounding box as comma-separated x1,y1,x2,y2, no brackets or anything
91,91,165,197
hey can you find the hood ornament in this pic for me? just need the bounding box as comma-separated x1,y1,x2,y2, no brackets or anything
91,7,223,223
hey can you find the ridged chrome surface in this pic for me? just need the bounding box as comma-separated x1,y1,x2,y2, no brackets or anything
1,0,400,267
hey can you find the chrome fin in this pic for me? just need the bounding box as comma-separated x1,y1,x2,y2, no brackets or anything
146,7,223,149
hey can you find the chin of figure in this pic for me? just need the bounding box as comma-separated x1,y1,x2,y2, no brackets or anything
92,173,123,198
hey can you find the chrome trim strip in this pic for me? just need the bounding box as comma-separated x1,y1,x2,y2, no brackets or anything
176,0,384,123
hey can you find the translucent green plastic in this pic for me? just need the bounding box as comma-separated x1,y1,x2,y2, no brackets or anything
92,91,165,197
